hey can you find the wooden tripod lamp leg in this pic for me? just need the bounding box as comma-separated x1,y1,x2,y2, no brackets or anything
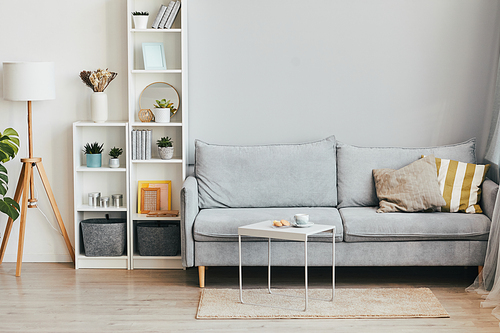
0,163,27,264
35,161,75,263
16,162,32,277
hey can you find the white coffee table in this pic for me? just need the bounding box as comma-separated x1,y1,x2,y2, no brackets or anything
238,220,335,311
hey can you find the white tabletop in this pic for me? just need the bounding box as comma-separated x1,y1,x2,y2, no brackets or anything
238,220,335,242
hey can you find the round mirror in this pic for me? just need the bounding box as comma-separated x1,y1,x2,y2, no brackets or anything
138,82,180,122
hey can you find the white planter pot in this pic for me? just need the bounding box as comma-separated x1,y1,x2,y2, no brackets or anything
158,147,174,160
133,15,149,29
91,92,108,123
154,108,171,123
109,158,120,168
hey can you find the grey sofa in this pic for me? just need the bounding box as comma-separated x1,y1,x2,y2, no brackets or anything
181,136,498,287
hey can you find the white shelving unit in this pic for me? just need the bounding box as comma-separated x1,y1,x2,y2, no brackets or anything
72,121,130,269
127,0,187,269
72,1,187,270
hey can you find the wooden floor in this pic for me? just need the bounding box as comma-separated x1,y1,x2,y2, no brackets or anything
1,263,499,332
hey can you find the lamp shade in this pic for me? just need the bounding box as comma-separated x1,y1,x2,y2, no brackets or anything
3,62,55,101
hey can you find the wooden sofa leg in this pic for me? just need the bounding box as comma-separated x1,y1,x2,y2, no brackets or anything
479,266,484,275
199,266,206,288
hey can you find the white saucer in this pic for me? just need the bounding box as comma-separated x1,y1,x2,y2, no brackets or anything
292,222,315,228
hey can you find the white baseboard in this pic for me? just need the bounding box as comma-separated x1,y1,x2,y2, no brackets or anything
2,254,72,263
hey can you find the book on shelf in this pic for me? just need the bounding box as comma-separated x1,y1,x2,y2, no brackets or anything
132,129,152,160
159,1,175,29
165,1,181,29
151,5,167,29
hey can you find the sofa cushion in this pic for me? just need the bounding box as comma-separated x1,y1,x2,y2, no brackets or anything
337,138,476,208
193,207,343,242
373,154,446,213
195,136,337,209
340,206,490,242
435,157,490,214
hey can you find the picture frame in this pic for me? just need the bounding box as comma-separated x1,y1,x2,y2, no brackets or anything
137,180,172,214
142,42,167,70
140,187,161,214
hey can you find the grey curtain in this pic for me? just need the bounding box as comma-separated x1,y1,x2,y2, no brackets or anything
467,57,500,320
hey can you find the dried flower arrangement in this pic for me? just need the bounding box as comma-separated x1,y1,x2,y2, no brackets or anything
79,68,117,92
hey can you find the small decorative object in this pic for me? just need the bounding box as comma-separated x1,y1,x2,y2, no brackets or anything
80,69,118,123
138,82,180,122
153,99,177,123
108,146,123,168
156,136,174,159
100,196,110,209
137,180,172,213
138,108,154,122
88,192,101,207
132,11,149,30
112,194,123,207
141,188,161,213
83,142,104,168
142,43,166,70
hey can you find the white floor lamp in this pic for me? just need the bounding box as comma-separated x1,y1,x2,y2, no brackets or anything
0,62,75,276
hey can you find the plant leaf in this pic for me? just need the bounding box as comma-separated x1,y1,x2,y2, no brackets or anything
0,198,19,221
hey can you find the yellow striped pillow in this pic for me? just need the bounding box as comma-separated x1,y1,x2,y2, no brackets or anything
434,157,490,213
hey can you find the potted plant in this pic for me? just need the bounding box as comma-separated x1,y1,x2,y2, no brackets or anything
83,142,104,168
108,147,123,168
132,11,149,29
0,128,20,221
156,137,174,160
153,99,177,123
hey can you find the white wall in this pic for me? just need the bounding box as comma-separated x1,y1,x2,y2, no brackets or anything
0,0,499,263
187,0,500,162
0,0,127,262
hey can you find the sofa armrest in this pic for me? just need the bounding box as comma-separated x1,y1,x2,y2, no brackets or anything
482,178,499,221
181,176,200,268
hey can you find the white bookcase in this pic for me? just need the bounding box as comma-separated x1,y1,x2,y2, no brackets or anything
72,0,187,270
127,0,187,269
72,121,130,269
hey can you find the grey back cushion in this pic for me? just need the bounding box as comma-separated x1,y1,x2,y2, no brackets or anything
337,138,476,208
195,136,337,209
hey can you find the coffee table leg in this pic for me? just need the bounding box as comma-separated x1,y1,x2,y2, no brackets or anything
239,235,243,303
305,238,308,311
268,238,271,294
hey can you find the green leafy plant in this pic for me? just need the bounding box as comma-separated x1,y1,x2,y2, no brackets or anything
154,99,177,114
83,142,104,155
132,11,149,15
0,128,20,221
156,137,173,148
109,147,123,158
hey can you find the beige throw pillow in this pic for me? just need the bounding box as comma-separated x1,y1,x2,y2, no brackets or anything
373,154,446,213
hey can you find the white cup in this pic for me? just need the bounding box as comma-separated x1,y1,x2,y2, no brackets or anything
294,214,309,225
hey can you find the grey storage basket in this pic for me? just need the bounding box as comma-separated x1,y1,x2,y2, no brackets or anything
137,222,180,256
81,217,126,257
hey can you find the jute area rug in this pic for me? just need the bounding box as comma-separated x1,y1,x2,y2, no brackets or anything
196,288,450,319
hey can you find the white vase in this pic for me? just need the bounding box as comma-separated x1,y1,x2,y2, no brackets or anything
109,158,120,168
133,15,149,29
158,147,174,160
91,92,108,123
154,108,171,123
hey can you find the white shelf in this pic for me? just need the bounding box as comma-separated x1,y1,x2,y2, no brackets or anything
132,213,181,221
77,205,128,212
74,121,128,127
132,255,183,269
132,69,181,74
131,122,182,127
76,166,127,172
76,255,129,269
132,158,182,164
131,28,181,33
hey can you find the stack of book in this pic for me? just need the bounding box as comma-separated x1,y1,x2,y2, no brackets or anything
151,1,181,29
132,130,152,160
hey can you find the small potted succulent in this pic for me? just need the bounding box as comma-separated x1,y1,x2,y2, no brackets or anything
156,136,174,160
83,142,104,168
153,99,177,123
108,147,123,168
132,11,149,29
